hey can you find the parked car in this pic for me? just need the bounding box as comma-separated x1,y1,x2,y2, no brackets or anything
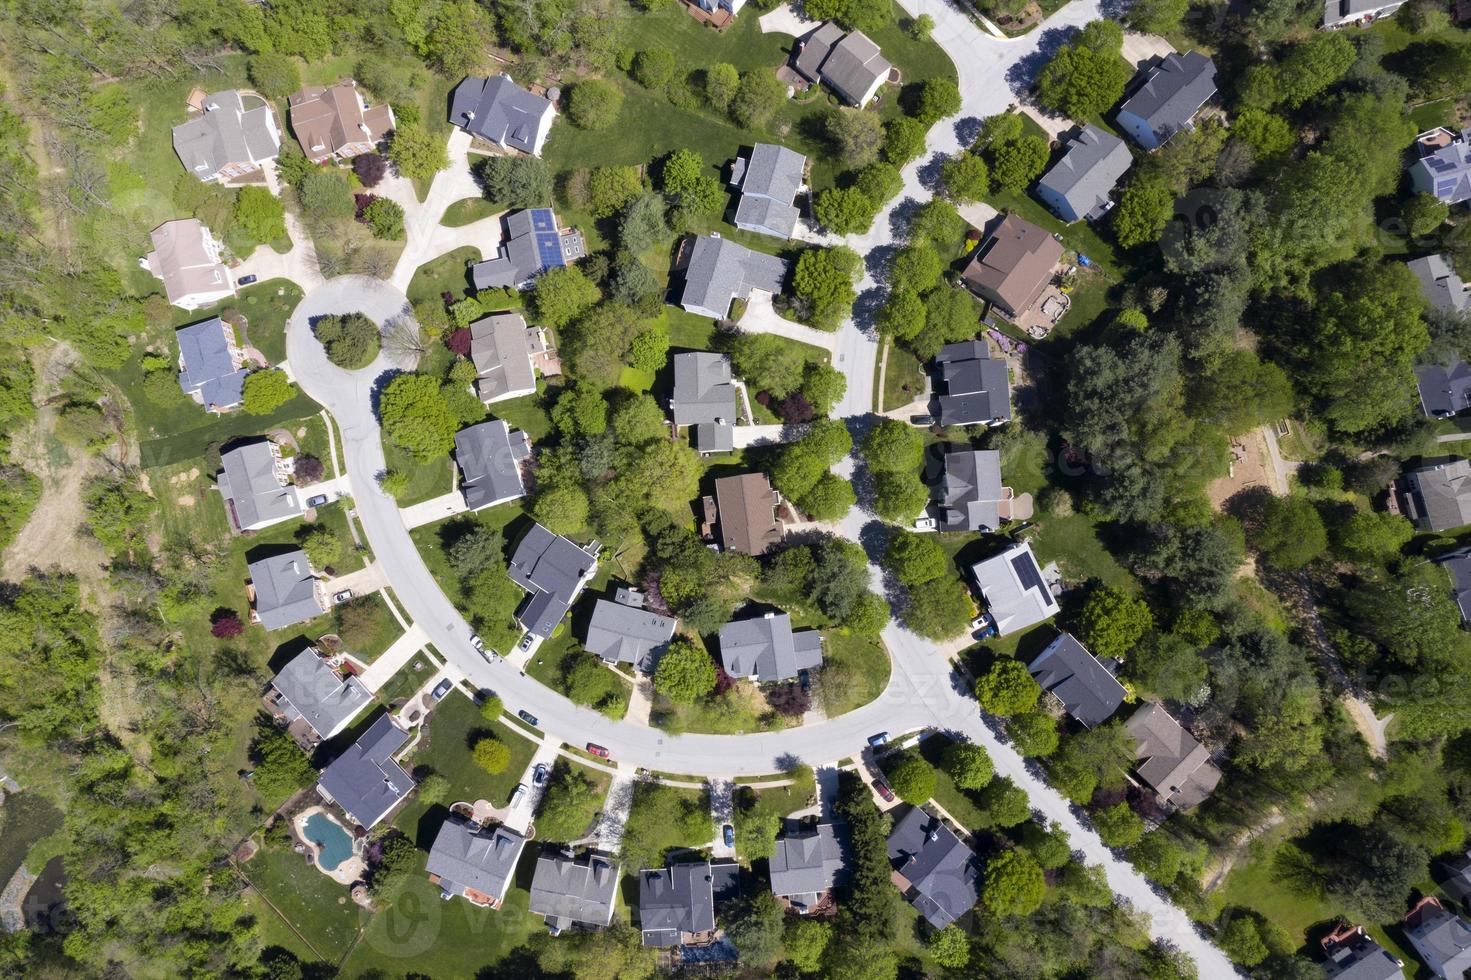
873,779,895,803
910,414,934,426
532,764,548,787
913,517,937,531
431,679,453,701
305,494,328,508
867,732,889,748
237,274,258,286
509,784,527,809
518,633,534,652
970,613,998,640
469,633,485,653
332,589,353,604
722,824,734,848
518,709,539,727
798,669,810,694
586,743,610,759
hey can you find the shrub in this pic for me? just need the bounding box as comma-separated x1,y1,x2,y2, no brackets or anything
472,736,511,774
315,312,381,369
353,153,387,187
248,53,300,99
298,171,353,220
211,611,244,638
242,369,294,415
362,197,406,240
566,79,625,130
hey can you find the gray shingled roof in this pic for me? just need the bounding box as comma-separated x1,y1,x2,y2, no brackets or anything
508,523,597,637
679,235,789,320
969,542,1059,636
769,823,850,908
468,311,538,401
1405,900,1471,979
937,449,1004,532
934,340,1012,427
1436,547,1471,624
448,76,554,154
219,440,303,532
670,352,738,426
177,317,248,410
270,648,371,739
1401,458,1471,531
694,421,735,453
1028,632,1125,728
1322,928,1406,980
454,419,529,511
794,21,845,83
638,862,719,946
886,807,981,929
718,612,822,683
528,850,620,930
733,143,806,239
1125,703,1221,810
316,713,413,828
1118,52,1217,147
1036,125,1132,222
819,30,892,106
426,820,527,904
1416,361,1471,419
1408,254,1471,314
248,550,325,631
172,90,279,178
584,593,677,667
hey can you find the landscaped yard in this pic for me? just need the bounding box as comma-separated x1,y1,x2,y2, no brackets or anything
820,631,891,716
236,834,368,963
1030,512,1136,590
651,678,788,735
526,629,632,720
882,344,928,413
375,652,442,707
403,691,541,812
406,246,482,306
987,185,1125,278
441,198,502,227
382,442,455,507
334,593,403,662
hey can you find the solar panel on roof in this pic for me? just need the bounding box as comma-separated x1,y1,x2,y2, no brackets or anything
536,231,566,269
1440,180,1462,196
530,209,555,231
1010,553,1046,596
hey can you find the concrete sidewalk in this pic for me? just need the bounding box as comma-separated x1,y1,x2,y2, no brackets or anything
400,490,469,529
358,623,429,691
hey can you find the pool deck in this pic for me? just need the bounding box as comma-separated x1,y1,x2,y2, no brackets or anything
293,805,366,885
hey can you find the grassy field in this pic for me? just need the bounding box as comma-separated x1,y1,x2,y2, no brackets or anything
489,381,556,443
441,198,502,227
1030,512,1137,589
334,593,403,661
236,835,368,963
406,246,482,306
403,692,541,812
382,442,456,507
821,631,891,716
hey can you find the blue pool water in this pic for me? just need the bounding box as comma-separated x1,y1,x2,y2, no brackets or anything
304,812,353,871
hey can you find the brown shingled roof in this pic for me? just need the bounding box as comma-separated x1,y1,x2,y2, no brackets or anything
288,82,393,162
714,473,783,556
961,214,1064,317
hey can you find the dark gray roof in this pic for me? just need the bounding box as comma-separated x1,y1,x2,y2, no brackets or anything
528,850,620,930
508,523,598,637
1323,929,1405,980
717,612,822,683
886,807,980,929
1118,52,1217,146
454,419,529,510
794,22,845,83
219,440,303,531
316,714,413,828
968,542,1060,636
471,209,578,289
172,90,279,178
426,819,527,904
819,30,892,106
1401,459,1471,531
937,449,1004,532
1416,361,1471,418
1408,254,1470,314
639,862,720,946
679,235,789,320
1442,850,1471,904
1036,125,1132,221
769,823,850,908
177,317,247,410
1435,548,1471,623
1405,899,1471,979
934,340,1011,426
584,594,677,667
1028,632,1125,728
733,143,806,239
694,421,735,453
670,352,738,426
270,649,372,739
1125,703,1221,810
248,549,325,631
449,75,554,154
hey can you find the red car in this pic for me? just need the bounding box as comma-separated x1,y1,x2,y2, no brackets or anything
873,779,895,803
586,743,610,759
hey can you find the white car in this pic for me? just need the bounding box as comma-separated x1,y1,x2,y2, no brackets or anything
508,784,527,809
332,589,354,604
913,517,937,531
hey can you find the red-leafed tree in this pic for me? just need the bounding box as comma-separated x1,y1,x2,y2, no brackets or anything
444,328,471,356
353,152,387,188
294,454,325,483
767,682,810,717
211,611,244,638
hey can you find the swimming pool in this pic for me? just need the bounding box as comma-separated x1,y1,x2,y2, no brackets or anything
303,812,353,872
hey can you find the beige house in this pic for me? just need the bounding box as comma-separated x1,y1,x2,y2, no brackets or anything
287,82,395,164
142,219,235,311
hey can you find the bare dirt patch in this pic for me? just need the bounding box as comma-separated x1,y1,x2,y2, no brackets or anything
1207,428,1276,511
176,495,195,507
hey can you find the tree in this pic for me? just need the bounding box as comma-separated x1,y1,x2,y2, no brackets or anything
1253,495,1328,570
531,267,601,329
353,152,387,188
903,574,974,640
889,244,943,292
726,892,785,967
296,522,342,570
886,750,937,804
211,611,244,638
884,115,928,165
616,193,668,254
476,695,503,723
976,658,1041,716
654,641,716,704
814,186,878,235
730,333,806,398
472,736,511,774
784,918,832,973
248,53,301,98
633,48,676,88
940,152,989,202
233,185,286,243
298,170,353,219
915,78,962,124
884,530,949,586
942,741,993,789
731,69,786,128
1218,916,1270,967
242,369,293,414
316,312,380,369
552,383,609,438
361,197,405,239
990,134,1050,190
863,418,924,473
1126,0,1188,33
1112,173,1175,248
380,373,457,461
538,762,605,843
1009,712,1060,756
877,287,925,339
1334,509,1412,564
251,725,318,803
476,155,553,209
567,79,624,130
1079,587,1153,660
928,925,970,968
792,246,861,330
983,849,1047,916
533,484,590,535
369,833,419,898
828,108,885,168
1093,802,1145,847
1036,42,1130,119
388,120,449,182
1405,192,1450,238
705,62,740,110
588,165,644,218
910,13,936,38
419,0,496,75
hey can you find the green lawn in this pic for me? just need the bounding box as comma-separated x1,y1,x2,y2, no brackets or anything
226,280,305,364
1049,268,1113,341
441,198,502,227
375,653,441,707
526,631,631,720
913,734,987,835
1030,512,1137,590
403,692,541,811
821,631,891,716
663,306,720,350
883,344,928,413
334,592,403,661
382,442,455,507
652,679,788,735
406,246,482,306
236,835,368,963
488,381,555,443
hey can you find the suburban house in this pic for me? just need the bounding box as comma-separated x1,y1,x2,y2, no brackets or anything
1404,896,1471,979
1434,547,1471,624
769,822,850,914
471,209,585,291
685,0,748,26
246,549,327,631
1027,632,1126,728
717,610,822,683
710,472,784,555
669,351,739,454
426,819,527,908
582,588,677,671
176,316,248,412
1416,361,1471,419
315,713,414,829
961,214,1064,319
731,143,807,239
1439,849,1471,904
528,849,621,934
933,340,1012,428
793,22,893,107
886,807,981,929
217,439,304,533
449,75,556,156
143,218,234,311
287,82,394,163
453,418,530,511
1411,128,1471,206
1320,923,1405,980
1396,459,1471,531
266,647,371,742
935,448,1029,532
1408,254,1471,315
968,542,1060,636
507,523,599,638
1115,52,1218,151
1124,702,1222,810
1035,125,1133,223
467,311,546,404
172,90,281,182
637,861,739,947
678,234,789,320
1323,0,1405,27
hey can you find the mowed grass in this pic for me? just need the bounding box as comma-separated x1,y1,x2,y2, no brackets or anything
1030,512,1136,589
441,198,502,227
821,631,891,716
882,344,928,413
406,246,482,306
382,442,456,507
236,836,369,962
404,691,541,811
334,592,404,661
